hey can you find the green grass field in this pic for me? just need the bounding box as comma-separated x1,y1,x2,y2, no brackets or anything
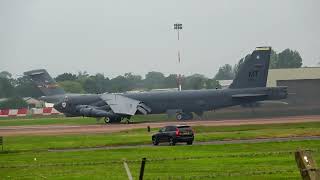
0,114,168,126
1,122,320,152
1,120,320,179
0,140,319,179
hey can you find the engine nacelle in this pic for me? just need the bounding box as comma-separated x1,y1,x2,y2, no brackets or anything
78,106,113,117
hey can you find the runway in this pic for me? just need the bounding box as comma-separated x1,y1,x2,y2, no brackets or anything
1,115,320,136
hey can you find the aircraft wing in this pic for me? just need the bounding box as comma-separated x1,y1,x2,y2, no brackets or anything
232,93,268,101
100,94,151,115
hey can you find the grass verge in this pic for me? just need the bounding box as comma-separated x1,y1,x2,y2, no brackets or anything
0,140,319,179
1,122,320,151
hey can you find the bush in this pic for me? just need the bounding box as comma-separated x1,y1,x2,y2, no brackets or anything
0,97,28,109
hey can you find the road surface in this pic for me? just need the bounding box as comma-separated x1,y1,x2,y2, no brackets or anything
1,115,320,136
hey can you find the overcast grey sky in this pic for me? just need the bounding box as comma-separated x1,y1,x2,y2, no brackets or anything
1,0,319,78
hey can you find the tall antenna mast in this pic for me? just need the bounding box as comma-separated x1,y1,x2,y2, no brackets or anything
174,23,183,91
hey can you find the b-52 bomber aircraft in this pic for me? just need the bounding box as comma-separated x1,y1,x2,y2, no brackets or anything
24,47,287,123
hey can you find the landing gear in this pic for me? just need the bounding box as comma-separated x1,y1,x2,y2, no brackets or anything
195,111,204,120
104,116,122,124
185,112,193,120
176,112,193,121
176,113,184,121
104,117,110,123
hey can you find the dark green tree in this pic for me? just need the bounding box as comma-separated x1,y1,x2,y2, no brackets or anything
233,54,251,76
269,50,278,69
0,71,12,79
0,97,28,109
76,71,90,85
205,79,221,89
83,73,110,94
58,81,85,93
214,64,234,80
184,74,206,90
14,76,43,98
275,49,302,69
144,71,165,89
124,73,143,90
109,75,130,92
164,74,178,88
55,73,77,82
0,77,15,98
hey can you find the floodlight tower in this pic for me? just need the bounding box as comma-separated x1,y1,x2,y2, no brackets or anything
174,23,182,91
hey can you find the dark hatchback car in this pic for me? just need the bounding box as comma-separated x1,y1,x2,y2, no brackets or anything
152,125,194,146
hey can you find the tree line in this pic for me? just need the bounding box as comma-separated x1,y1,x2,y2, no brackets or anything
0,71,221,99
214,48,303,80
0,48,303,101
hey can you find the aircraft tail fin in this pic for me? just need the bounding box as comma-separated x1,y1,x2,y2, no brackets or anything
229,47,271,89
24,69,65,96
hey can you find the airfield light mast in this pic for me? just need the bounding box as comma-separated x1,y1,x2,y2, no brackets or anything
174,23,183,91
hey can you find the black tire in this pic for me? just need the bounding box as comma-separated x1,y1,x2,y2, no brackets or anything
114,117,122,123
108,117,122,123
186,140,193,145
152,137,159,145
104,117,110,124
176,113,183,121
169,137,176,146
176,112,193,121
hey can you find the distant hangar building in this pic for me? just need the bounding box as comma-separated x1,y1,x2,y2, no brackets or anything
267,67,320,106
267,67,320,87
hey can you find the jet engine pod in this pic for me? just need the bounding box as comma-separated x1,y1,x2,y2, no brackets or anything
79,107,110,117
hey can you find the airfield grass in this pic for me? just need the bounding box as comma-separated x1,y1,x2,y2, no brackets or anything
1,120,320,179
1,122,320,152
0,114,169,126
0,140,319,179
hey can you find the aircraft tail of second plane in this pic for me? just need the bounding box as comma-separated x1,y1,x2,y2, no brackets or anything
24,69,66,96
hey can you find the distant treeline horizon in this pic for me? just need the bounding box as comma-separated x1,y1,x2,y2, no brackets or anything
0,48,303,99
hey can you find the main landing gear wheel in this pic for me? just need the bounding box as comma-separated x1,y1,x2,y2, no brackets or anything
112,117,122,123
104,117,122,124
176,112,193,121
176,113,184,121
104,117,110,124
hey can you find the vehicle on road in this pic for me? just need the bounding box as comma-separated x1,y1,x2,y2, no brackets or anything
152,125,194,146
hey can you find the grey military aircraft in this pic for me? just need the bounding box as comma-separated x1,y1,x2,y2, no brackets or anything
24,47,287,123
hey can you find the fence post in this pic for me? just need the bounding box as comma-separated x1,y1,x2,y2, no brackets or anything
139,158,147,180
123,159,133,180
0,137,3,151
295,150,320,180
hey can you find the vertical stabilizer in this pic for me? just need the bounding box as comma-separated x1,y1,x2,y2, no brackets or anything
229,47,271,89
24,69,65,96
